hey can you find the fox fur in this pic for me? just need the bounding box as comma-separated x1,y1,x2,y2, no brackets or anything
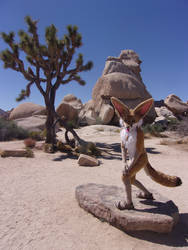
111,97,182,210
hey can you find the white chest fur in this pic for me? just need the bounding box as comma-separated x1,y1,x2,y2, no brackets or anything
120,119,143,161
120,127,137,160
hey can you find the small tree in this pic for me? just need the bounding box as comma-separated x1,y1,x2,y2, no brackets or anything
0,16,93,149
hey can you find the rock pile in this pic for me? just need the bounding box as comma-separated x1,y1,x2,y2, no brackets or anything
154,94,188,128
164,94,188,117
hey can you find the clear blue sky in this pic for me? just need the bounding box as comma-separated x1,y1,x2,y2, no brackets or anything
0,0,187,111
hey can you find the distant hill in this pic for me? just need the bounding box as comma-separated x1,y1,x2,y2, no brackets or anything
0,108,8,118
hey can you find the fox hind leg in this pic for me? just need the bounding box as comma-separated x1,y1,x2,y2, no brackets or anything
131,177,154,200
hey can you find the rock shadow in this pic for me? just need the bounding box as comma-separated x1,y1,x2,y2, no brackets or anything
53,153,78,161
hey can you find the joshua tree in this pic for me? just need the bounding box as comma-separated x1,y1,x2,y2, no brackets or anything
0,16,93,149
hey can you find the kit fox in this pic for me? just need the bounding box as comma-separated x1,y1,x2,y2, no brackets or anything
111,97,182,210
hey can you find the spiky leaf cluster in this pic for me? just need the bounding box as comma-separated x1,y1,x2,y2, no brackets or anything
0,16,93,101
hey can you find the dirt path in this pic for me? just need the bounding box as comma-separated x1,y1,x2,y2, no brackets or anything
0,129,187,250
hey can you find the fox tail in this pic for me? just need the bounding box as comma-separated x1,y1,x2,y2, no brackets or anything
144,163,182,187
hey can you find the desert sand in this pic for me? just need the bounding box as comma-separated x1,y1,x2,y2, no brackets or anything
0,126,187,250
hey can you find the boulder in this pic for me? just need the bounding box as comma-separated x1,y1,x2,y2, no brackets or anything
78,100,97,126
77,154,99,166
80,50,156,125
99,104,114,125
164,94,188,116
9,103,46,120
84,110,97,125
56,94,83,123
14,115,46,132
75,183,179,233
155,106,176,119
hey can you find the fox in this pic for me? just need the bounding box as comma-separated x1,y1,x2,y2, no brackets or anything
111,97,182,210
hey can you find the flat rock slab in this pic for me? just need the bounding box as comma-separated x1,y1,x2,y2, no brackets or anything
0,149,33,158
75,183,179,233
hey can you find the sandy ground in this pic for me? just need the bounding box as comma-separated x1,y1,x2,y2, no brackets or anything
0,126,187,250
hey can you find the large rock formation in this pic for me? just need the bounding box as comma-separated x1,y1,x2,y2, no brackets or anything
9,102,46,120
79,50,156,125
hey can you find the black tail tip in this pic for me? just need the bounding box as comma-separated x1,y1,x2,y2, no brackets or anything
176,177,182,186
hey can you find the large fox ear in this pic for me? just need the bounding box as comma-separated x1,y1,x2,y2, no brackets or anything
134,98,154,120
111,97,130,119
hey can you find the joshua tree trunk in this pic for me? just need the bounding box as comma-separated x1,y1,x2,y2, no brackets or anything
45,107,56,145
45,90,56,147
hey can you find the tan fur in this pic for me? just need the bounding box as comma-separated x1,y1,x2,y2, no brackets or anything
111,97,182,209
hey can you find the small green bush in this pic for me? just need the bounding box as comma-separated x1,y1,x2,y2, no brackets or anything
0,118,29,141
28,130,45,141
166,117,180,131
142,123,165,137
25,148,34,158
95,116,103,125
67,118,79,129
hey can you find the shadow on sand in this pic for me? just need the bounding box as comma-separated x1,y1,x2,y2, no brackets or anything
146,147,161,154
51,142,161,162
53,153,78,161
96,142,122,160
96,142,161,160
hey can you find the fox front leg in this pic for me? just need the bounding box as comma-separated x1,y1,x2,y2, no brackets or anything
115,142,134,210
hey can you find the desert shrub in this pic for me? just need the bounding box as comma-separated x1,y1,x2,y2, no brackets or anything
75,141,101,156
0,118,29,141
95,116,103,125
28,131,45,141
24,138,36,148
67,118,79,129
166,117,180,131
43,143,54,153
25,148,34,158
142,123,165,137
175,117,188,136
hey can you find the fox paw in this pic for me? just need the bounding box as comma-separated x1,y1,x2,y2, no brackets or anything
115,201,134,210
136,192,154,200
